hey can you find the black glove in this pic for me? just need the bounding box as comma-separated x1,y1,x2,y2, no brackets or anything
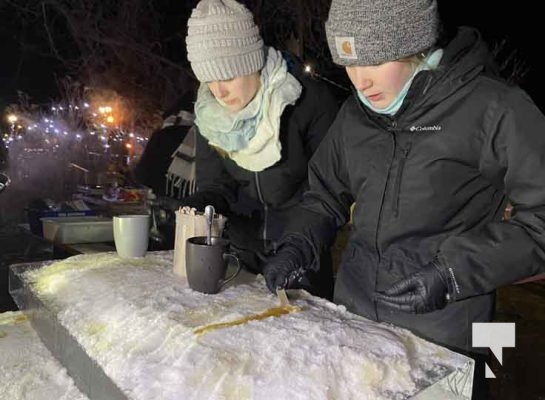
263,243,306,293
374,260,452,313
154,196,182,213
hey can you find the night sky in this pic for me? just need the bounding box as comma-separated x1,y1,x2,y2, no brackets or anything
0,2,543,112
438,2,544,110
0,7,66,111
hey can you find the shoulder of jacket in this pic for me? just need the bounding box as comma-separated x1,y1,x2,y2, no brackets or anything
323,97,361,138
338,95,363,119
290,75,338,118
475,76,535,114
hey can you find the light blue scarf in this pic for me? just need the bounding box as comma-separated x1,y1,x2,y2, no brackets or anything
195,83,262,153
195,48,301,155
357,49,443,116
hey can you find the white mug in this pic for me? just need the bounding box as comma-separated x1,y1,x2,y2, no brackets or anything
113,215,150,258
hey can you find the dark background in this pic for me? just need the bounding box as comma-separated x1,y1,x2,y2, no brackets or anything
438,2,543,109
0,1,543,113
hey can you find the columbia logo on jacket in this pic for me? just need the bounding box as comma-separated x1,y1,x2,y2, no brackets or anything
409,125,442,132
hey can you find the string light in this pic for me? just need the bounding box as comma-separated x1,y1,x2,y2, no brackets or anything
2,99,150,158
303,61,350,92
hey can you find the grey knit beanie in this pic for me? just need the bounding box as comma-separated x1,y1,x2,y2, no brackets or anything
325,0,440,66
186,0,265,82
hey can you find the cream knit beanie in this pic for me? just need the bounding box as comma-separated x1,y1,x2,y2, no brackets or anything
186,0,265,82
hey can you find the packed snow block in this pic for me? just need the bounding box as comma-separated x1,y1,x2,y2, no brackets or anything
10,252,473,400
0,311,88,400
9,261,127,400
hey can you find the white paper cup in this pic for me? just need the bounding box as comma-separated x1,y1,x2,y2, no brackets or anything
113,215,150,258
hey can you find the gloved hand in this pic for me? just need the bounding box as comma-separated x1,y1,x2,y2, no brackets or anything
374,260,452,313
263,243,306,293
154,196,183,213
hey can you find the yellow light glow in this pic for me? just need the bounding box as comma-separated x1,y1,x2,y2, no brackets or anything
106,116,115,123
125,143,132,149
7,114,18,123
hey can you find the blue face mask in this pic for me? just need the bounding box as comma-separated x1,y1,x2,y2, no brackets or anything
356,49,443,116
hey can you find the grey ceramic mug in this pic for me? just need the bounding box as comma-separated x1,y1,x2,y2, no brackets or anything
186,236,241,294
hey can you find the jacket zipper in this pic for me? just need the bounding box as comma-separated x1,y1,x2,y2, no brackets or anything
373,120,397,321
254,172,268,243
392,141,412,217
375,118,399,256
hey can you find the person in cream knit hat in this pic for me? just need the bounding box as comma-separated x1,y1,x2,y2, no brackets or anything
186,0,264,83
176,0,339,299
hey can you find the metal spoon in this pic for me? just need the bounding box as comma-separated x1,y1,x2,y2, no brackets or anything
149,206,165,244
204,205,214,246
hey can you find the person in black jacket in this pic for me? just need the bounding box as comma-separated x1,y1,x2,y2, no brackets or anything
0,137,8,172
134,90,197,199
263,0,545,397
172,0,339,299
133,91,198,249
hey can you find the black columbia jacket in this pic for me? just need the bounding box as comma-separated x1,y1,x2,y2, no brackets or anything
288,27,545,352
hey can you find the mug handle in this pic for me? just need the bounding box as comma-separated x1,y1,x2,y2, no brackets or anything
219,253,242,289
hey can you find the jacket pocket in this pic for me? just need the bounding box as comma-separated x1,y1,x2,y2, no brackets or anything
377,253,424,291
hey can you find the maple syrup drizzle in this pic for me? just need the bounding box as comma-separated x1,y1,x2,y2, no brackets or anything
194,305,301,336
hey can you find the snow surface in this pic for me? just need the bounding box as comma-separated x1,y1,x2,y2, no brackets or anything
0,311,88,400
24,252,471,400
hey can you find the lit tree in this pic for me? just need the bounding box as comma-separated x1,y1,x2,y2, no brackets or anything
5,0,198,132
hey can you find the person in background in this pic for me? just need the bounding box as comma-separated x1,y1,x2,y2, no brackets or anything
0,137,8,195
134,90,197,200
0,137,8,172
173,0,340,299
262,0,545,397
133,90,198,248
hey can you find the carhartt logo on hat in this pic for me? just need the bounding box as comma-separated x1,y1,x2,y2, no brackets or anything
335,37,357,60
325,0,439,66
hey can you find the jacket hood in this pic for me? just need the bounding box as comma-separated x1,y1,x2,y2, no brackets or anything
403,27,500,118
352,27,498,125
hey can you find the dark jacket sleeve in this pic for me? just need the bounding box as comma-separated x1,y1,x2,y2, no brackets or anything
134,125,190,195
281,105,355,269
133,128,166,191
181,130,237,215
297,77,340,157
0,138,8,171
439,87,545,300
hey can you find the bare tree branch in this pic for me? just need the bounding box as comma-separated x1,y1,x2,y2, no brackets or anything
9,0,198,133
41,3,63,60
